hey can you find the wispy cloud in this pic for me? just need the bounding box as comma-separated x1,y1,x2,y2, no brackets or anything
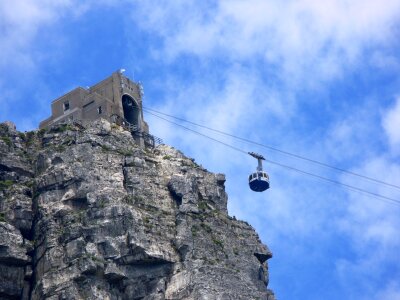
132,0,400,87
0,0,76,128
0,0,74,69
382,97,400,155
374,281,400,300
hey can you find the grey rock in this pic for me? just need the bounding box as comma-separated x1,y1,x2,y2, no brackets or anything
0,123,36,299
0,120,275,299
4,121,17,132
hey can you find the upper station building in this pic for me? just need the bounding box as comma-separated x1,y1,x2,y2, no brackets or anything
39,70,157,147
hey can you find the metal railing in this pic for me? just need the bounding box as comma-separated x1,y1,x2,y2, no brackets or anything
110,114,163,148
110,114,138,132
141,132,163,148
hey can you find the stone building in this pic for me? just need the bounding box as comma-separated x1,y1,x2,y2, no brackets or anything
39,70,154,147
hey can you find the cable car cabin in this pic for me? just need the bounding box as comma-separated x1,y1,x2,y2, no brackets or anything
248,152,270,192
248,171,270,192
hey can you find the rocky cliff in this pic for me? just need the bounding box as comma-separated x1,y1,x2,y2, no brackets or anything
0,120,275,300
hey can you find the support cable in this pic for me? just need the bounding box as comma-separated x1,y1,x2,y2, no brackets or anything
145,111,248,155
143,106,400,190
144,109,400,206
264,159,400,205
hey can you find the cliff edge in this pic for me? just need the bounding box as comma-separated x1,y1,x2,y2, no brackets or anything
0,120,275,300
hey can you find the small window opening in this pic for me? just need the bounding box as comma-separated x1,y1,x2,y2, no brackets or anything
63,101,70,111
97,106,102,114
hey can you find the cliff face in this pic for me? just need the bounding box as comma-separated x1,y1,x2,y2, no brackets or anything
0,120,275,300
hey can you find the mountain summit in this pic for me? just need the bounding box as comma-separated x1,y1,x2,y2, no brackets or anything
0,120,275,299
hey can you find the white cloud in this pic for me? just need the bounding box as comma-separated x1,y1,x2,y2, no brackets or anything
326,99,400,254
370,51,400,71
374,281,400,300
382,97,400,155
132,0,400,86
0,0,119,70
335,154,400,297
0,0,120,129
0,0,83,120
0,0,69,68
145,64,297,160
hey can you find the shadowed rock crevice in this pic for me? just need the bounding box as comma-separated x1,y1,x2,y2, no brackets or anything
168,186,183,207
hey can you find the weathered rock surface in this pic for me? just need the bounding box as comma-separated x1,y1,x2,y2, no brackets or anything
0,120,275,300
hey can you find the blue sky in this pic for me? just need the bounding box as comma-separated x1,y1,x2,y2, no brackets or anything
1,1,400,299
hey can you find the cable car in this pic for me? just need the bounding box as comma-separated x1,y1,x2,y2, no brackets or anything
248,152,270,192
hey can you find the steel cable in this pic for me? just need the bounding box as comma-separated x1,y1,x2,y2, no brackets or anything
144,108,400,206
143,106,400,190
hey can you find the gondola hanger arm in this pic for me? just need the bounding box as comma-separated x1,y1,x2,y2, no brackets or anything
248,152,265,160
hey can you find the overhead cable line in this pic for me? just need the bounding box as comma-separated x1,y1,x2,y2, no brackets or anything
143,106,400,190
144,111,248,155
144,109,400,206
264,159,400,206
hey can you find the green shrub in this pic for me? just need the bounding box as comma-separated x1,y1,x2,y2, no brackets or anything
198,201,208,211
25,180,34,188
0,136,12,147
200,223,212,233
0,124,9,134
212,238,224,249
100,145,112,152
0,180,14,191
38,128,47,136
50,124,74,133
25,131,36,146
116,149,134,156
191,225,199,236
123,195,134,205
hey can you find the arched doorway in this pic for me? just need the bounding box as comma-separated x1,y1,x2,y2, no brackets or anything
122,95,140,128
